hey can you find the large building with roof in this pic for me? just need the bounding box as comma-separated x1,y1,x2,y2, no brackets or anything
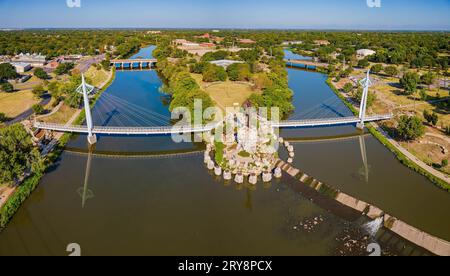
14,53,47,67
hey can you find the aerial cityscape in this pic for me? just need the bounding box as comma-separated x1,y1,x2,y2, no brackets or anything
0,0,449,259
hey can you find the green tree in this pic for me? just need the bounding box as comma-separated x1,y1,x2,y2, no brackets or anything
55,62,75,75
227,63,251,81
101,59,111,71
32,104,45,115
343,83,354,93
423,110,439,126
0,112,7,123
420,72,435,86
1,82,14,92
202,64,227,82
0,63,18,80
397,115,425,141
419,89,428,101
442,159,448,168
357,59,370,68
384,66,399,77
371,64,383,74
32,84,46,98
400,72,420,95
34,68,49,80
0,124,44,184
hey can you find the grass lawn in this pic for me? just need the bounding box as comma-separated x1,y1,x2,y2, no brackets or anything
0,90,39,118
191,73,261,110
41,104,78,124
355,74,450,127
85,67,110,87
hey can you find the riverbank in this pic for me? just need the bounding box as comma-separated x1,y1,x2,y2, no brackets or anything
0,68,116,230
325,77,450,192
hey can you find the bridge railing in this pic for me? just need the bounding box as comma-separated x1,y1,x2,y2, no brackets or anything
34,113,393,134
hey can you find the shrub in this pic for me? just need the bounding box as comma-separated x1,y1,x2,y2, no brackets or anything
32,104,45,115
1,82,13,92
423,110,439,126
384,66,399,77
0,112,7,122
343,83,353,93
32,84,46,97
371,64,383,74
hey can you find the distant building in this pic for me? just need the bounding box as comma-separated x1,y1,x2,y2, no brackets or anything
239,39,256,44
14,53,47,67
196,33,211,39
61,55,82,63
174,39,201,47
10,62,32,73
282,41,303,46
210,59,244,68
357,49,376,59
200,43,215,48
147,30,162,34
212,30,220,33
314,40,330,46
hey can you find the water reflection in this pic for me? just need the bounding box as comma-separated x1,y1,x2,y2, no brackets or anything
359,135,369,183
78,147,94,208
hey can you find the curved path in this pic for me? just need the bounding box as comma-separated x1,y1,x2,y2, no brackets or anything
372,122,450,184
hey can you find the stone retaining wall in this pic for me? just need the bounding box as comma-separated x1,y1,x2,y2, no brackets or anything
277,159,450,256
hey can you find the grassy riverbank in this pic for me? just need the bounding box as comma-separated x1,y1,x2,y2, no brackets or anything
326,77,450,192
0,68,116,230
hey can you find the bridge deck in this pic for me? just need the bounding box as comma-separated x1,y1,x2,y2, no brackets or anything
34,114,392,135
111,59,157,64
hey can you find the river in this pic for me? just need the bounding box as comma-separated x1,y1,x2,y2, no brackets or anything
0,47,448,256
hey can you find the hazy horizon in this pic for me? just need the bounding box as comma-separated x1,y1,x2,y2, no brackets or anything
0,0,449,31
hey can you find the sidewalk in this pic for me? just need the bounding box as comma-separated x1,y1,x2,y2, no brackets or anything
372,122,450,185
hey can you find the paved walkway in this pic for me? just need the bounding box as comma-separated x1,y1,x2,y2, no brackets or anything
0,186,16,209
372,122,450,184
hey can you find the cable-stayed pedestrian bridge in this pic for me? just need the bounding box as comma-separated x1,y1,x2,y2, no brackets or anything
34,71,392,144
34,114,392,136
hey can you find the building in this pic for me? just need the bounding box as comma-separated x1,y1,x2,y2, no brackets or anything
200,43,215,48
10,62,32,73
147,30,162,34
210,59,244,68
282,41,303,46
62,55,82,62
239,39,256,44
14,53,47,67
314,40,330,46
196,33,211,39
357,49,376,59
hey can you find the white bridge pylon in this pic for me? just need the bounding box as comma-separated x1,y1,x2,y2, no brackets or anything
77,74,97,145
357,70,373,129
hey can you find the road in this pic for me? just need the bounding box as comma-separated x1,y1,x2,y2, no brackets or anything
76,54,105,73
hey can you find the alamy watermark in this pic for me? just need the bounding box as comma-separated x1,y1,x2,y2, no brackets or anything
367,0,381,8
67,0,81,8
170,99,281,148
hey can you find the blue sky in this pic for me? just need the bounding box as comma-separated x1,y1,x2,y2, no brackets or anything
0,0,449,30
